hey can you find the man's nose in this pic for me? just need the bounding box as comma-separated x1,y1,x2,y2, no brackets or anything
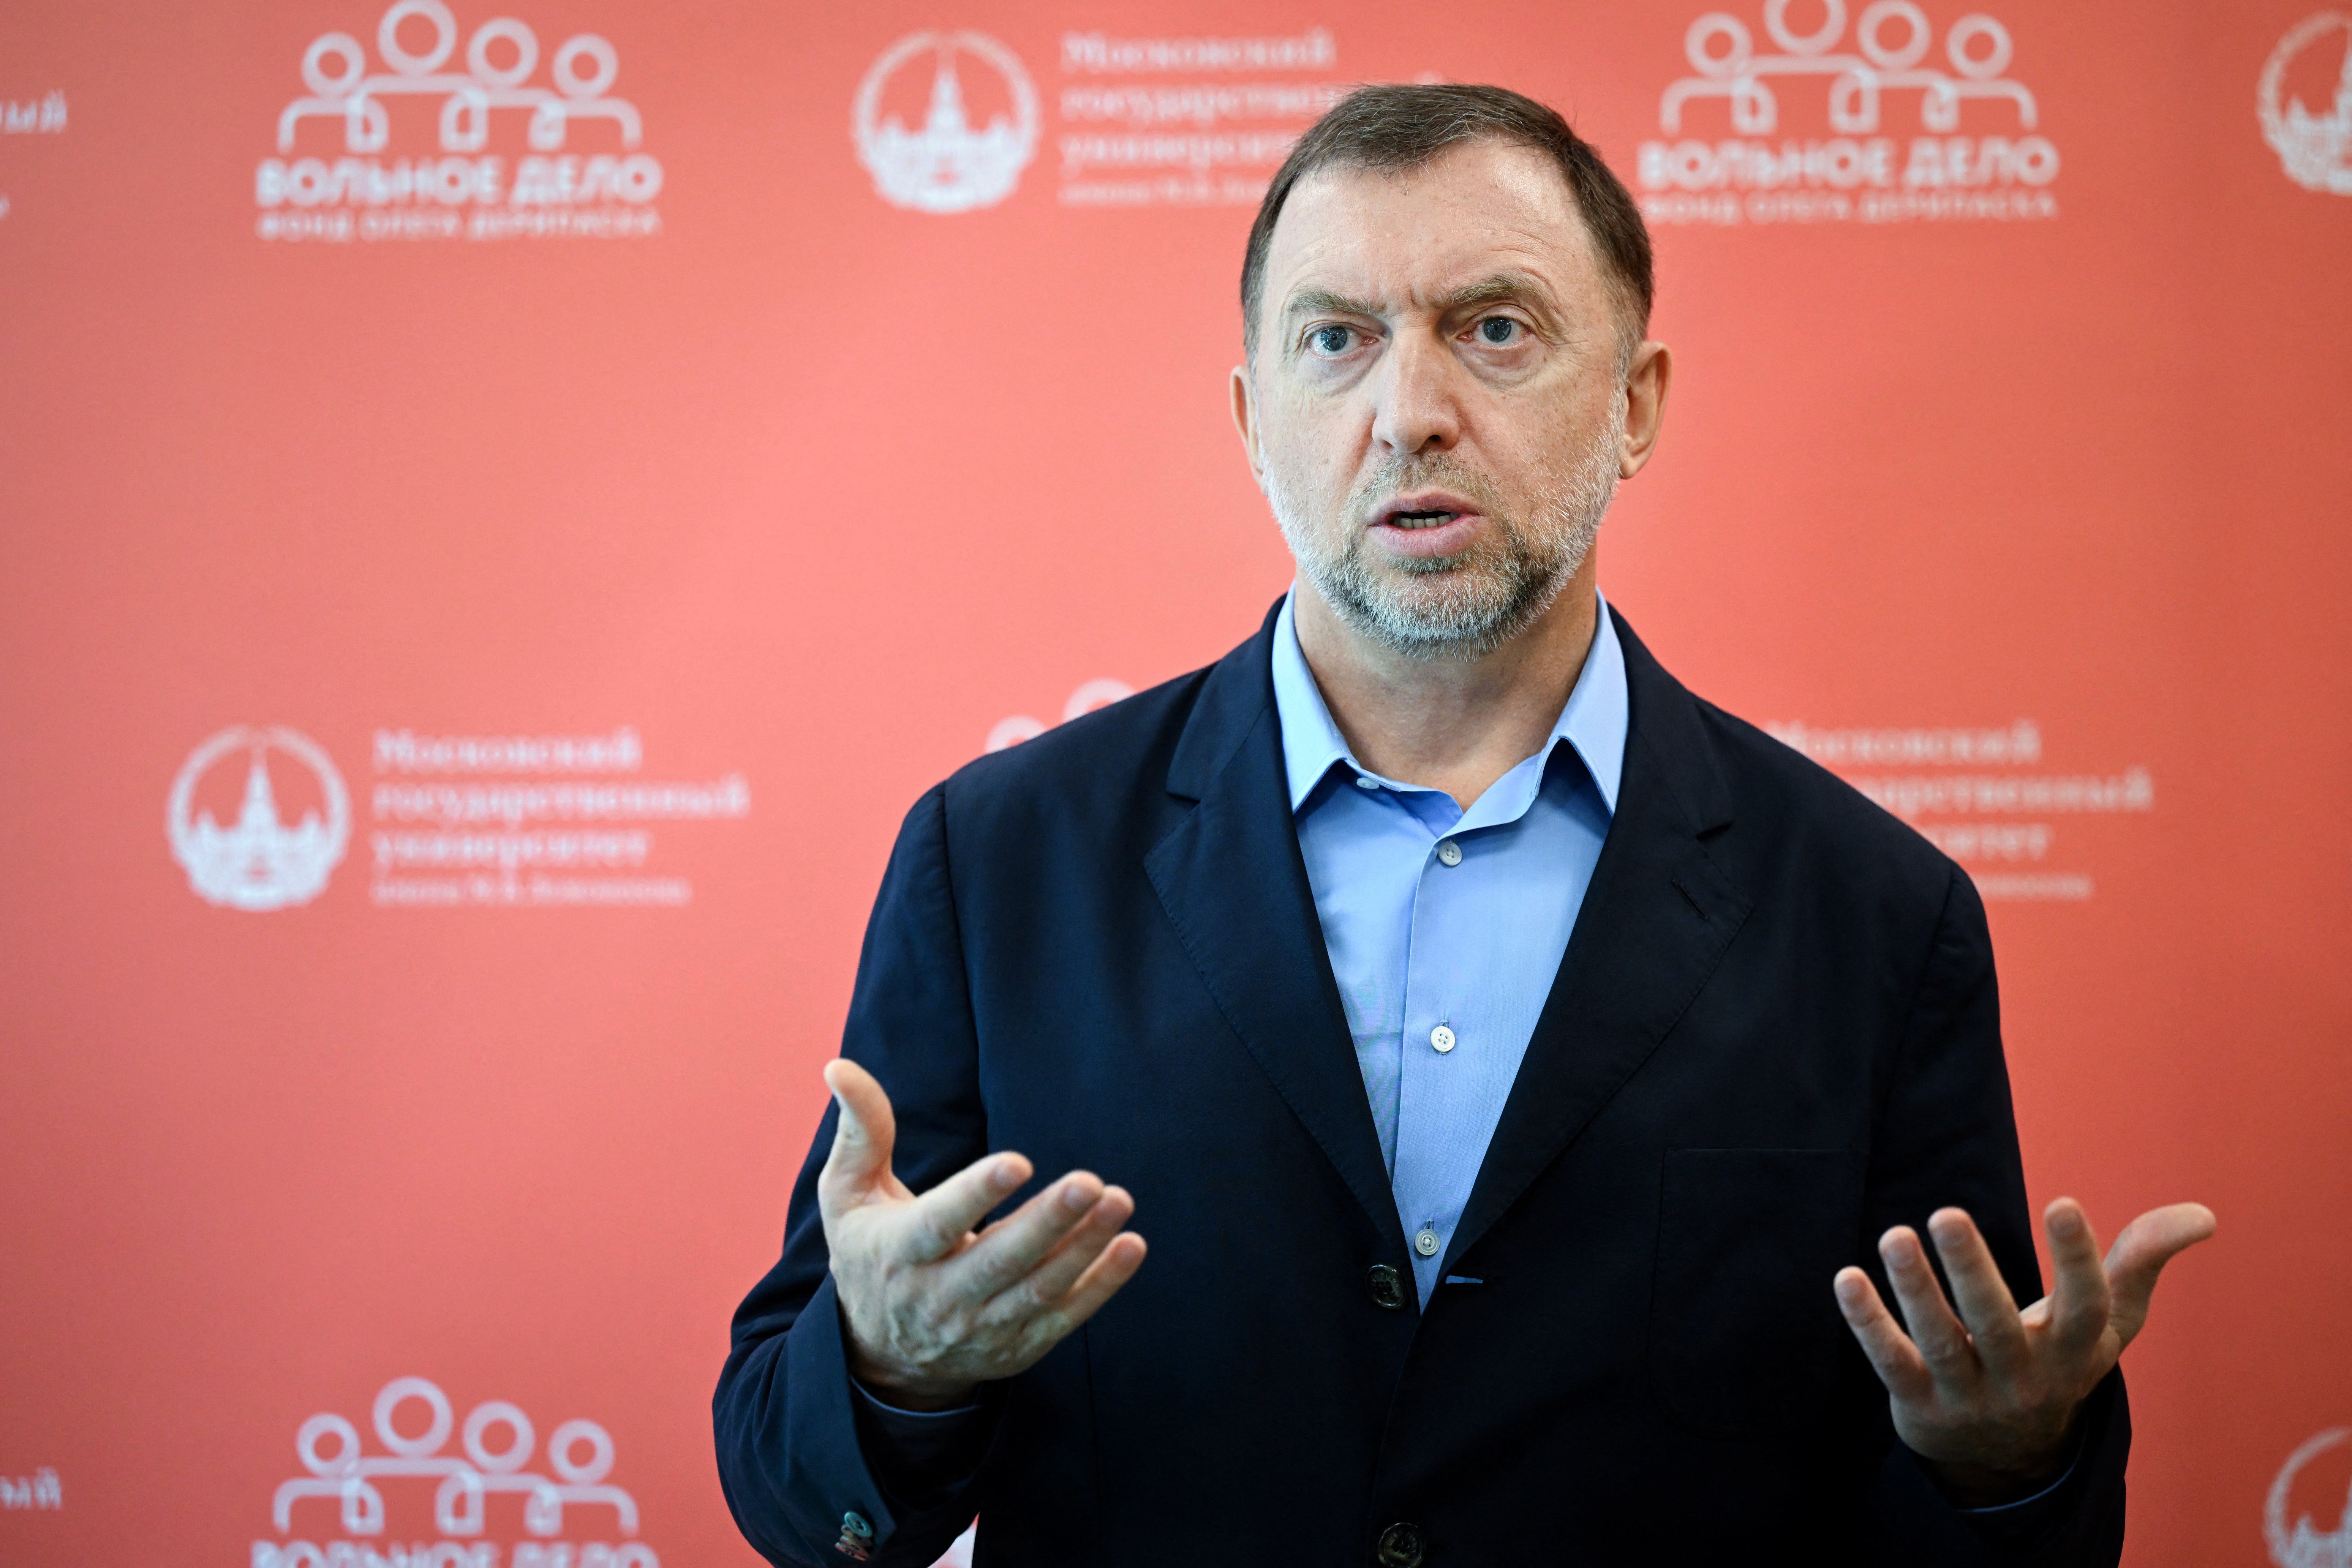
1369,330,1462,457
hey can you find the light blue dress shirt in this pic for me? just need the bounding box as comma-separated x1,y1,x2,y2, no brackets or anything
1271,588,1626,1306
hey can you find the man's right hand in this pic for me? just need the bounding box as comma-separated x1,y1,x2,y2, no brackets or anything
817,1058,1148,1411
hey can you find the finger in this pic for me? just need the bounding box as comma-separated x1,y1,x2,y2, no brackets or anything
2040,1197,2112,1356
1015,1232,1148,1355
1834,1266,1935,1404
1926,1208,2028,1373
981,1186,1138,1317
894,1149,1036,1265
946,1171,1114,1298
818,1059,904,1211
1880,1225,1979,1387
2102,1201,2216,1349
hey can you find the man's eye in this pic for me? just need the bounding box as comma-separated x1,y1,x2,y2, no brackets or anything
1309,325,1355,356
1478,317,1520,345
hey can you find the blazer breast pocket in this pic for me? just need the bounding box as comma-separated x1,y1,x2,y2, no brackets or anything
1649,1147,1864,1439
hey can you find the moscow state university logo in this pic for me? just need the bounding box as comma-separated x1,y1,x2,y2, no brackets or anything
168,726,351,911
2260,13,2352,194
855,32,1039,212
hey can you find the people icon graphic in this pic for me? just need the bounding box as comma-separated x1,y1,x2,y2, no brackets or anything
269,1376,645,1547
276,0,642,155
1662,0,2038,135
984,677,1137,754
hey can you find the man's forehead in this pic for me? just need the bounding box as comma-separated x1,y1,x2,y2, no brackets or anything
1265,141,1594,309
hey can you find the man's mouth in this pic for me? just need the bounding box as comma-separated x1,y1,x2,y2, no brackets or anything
1364,493,1484,558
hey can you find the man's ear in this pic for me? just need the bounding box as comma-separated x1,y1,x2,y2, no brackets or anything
1230,364,1267,492
1619,340,1673,481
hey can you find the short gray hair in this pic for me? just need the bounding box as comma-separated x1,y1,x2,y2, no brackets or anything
1241,84,1654,365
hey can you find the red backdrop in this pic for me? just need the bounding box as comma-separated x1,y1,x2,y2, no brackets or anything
2,2,2348,1563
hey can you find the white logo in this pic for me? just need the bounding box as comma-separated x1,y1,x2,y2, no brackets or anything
259,1375,656,1566
0,1467,60,1510
2,91,66,134
278,0,637,156
2260,13,2352,194
168,727,350,912
985,678,1134,753
1638,1,2059,226
2268,1427,2352,1567
257,0,662,243
1663,0,2034,136
855,32,1040,213
0,90,68,225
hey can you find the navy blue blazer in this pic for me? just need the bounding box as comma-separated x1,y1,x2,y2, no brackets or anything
716,602,2128,1567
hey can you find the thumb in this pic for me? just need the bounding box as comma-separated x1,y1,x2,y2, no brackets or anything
2103,1201,2216,1348
818,1058,898,1208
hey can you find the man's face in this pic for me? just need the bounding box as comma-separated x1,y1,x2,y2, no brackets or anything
1235,139,1647,660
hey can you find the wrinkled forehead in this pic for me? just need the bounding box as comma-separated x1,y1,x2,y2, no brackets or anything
1262,141,1601,323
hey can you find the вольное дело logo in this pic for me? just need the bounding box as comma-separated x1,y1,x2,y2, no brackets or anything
256,0,662,242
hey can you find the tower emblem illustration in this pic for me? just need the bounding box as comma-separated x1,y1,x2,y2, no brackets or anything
2260,13,2352,194
854,31,1038,213
2267,1427,2352,1568
168,726,350,911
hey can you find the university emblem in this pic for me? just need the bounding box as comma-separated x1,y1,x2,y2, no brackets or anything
167,726,350,911
2260,13,2352,194
2267,1427,2352,1568
854,32,1039,213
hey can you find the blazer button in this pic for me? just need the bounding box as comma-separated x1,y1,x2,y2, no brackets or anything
833,1509,875,1560
1376,1522,1426,1567
1366,1264,1407,1310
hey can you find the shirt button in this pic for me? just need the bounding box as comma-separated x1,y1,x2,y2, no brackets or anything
1355,774,1380,790
1366,1263,1407,1310
1415,1228,1440,1257
1429,1024,1456,1054
1435,839,1462,866
1377,1522,1426,1568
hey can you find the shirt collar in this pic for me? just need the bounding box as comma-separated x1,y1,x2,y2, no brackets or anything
1269,585,1628,817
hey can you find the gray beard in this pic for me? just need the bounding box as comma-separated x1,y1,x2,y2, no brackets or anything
1266,404,1625,662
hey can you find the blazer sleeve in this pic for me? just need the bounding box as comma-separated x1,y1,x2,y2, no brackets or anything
1860,866,2129,1567
713,784,1001,1567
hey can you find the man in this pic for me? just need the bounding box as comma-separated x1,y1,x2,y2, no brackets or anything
715,85,2212,1566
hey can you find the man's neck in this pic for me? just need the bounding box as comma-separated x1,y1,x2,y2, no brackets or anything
1292,560,1601,811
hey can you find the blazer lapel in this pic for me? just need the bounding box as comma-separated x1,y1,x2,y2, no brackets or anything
1445,611,1754,1270
1144,608,1408,1256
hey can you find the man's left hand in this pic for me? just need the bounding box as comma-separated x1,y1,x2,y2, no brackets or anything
1834,1198,2216,1506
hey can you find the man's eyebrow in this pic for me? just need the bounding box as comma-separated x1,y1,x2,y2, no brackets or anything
1282,287,1385,320
1440,273,1561,318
